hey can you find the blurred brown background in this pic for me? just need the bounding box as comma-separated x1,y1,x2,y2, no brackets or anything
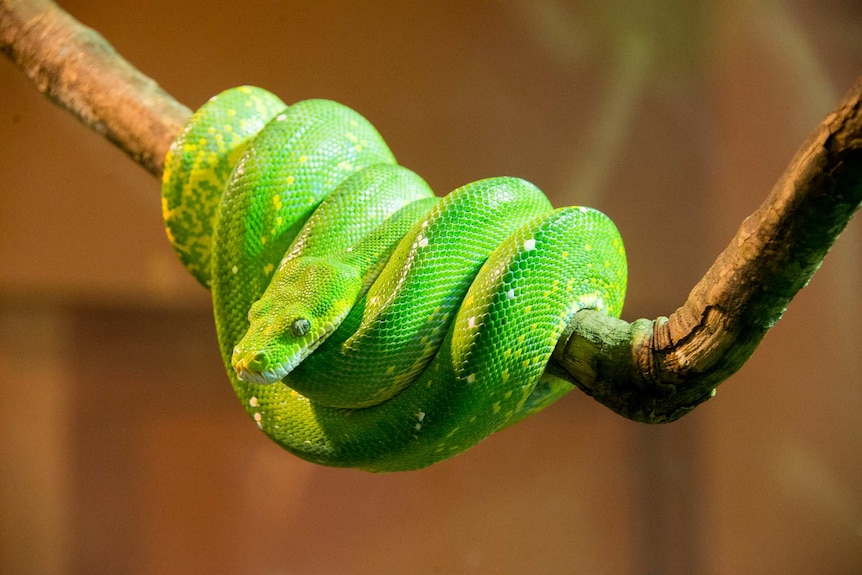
1,1,860,573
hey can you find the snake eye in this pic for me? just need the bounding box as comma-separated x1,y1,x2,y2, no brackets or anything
291,318,310,337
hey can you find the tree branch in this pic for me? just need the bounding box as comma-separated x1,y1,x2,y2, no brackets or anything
0,0,190,176
551,79,862,422
3,0,860,423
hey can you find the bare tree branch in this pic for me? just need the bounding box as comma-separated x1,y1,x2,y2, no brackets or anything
0,0,190,176
551,79,862,422
2,0,860,422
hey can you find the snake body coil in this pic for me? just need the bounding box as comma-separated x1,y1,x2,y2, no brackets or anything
162,86,627,471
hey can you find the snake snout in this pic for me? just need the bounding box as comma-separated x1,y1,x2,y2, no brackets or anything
246,350,270,371
233,347,283,384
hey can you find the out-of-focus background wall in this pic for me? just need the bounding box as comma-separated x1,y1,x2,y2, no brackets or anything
1,1,860,573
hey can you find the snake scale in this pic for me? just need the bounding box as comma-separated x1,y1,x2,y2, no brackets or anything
161,86,627,472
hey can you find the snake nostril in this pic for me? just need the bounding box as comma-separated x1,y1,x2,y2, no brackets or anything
247,351,269,371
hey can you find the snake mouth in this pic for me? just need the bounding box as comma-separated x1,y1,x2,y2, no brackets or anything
232,328,333,385
233,349,302,384
232,307,346,385
234,358,293,384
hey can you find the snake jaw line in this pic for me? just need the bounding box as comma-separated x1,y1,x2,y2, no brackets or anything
234,362,286,384
232,310,347,384
231,341,297,384
233,330,331,384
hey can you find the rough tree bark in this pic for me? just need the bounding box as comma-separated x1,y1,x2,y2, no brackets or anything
2,0,860,423
0,0,189,176
552,91,862,421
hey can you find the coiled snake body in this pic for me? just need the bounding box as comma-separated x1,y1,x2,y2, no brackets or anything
162,87,627,471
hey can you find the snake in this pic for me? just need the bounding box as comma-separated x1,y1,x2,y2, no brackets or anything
161,86,627,472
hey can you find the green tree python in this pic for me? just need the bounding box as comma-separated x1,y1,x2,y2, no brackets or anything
161,86,627,472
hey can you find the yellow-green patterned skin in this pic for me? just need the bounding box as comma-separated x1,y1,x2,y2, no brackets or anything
162,86,627,472
162,87,287,287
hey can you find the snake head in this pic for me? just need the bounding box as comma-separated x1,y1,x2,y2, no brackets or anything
232,257,362,384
